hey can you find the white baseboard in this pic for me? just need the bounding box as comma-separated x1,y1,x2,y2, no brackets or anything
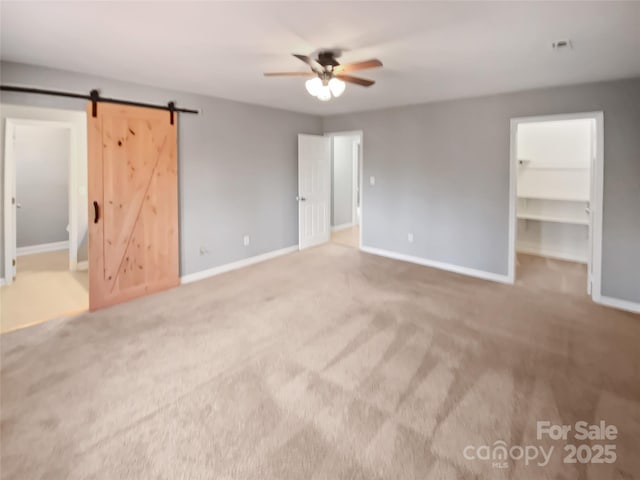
0,278,5,286
17,240,69,256
181,245,298,285
360,246,512,284
517,244,587,264
595,295,640,314
332,223,354,232
76,260,88,271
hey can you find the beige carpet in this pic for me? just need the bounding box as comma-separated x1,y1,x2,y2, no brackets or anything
517,253,588,297
331,225,359,248
0,251,89,333
1,244,639,479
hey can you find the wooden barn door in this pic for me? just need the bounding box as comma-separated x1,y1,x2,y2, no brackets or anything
87,103,179,311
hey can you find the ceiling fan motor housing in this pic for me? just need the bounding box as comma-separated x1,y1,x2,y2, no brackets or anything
317,51,340,67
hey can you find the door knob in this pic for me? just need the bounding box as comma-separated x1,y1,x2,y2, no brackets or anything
296,196,307,202
16,202,21,209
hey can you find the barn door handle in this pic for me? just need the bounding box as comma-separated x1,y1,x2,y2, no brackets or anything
93,201,100,223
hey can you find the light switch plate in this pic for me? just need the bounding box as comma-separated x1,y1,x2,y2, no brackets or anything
370,176,375,186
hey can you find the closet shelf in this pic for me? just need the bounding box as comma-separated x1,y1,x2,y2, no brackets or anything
517,194,589,202
517,213,589,225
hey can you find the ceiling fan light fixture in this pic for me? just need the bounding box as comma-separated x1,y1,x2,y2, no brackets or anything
305,77,323,96
317,85,332,101
328,78,346,97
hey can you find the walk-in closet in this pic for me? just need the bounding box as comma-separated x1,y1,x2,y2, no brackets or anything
515,117,596,295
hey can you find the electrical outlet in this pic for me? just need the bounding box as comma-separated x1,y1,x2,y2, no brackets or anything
243,235,250,247
408,233,414,243
370,176,376,186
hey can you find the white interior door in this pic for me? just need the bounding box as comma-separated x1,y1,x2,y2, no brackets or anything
352,142,360,225
298,134,330,249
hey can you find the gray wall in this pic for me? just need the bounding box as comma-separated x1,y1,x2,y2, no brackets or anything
2,61,637,305
14,124,70,247
0,61,322,277
332,135,356,227
324,78,640,304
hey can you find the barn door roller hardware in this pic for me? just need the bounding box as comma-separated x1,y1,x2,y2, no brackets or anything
0,85,198,124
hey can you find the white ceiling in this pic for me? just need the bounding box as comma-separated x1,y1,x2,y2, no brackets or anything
1,1,639,115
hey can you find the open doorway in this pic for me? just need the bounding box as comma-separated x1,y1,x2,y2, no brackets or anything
509,112,603,300
1,106,89,333
327,131,362,249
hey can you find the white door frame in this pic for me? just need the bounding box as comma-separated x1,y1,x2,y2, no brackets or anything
2,105,87,285
508,111,604,301
324,130,364,249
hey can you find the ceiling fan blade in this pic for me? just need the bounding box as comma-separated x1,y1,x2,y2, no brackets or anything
264,72,315,77
335,74,375,87
334,59,383,74
293,54,324,73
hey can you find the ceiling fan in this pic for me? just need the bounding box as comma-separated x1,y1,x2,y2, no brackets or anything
264,51,383,101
